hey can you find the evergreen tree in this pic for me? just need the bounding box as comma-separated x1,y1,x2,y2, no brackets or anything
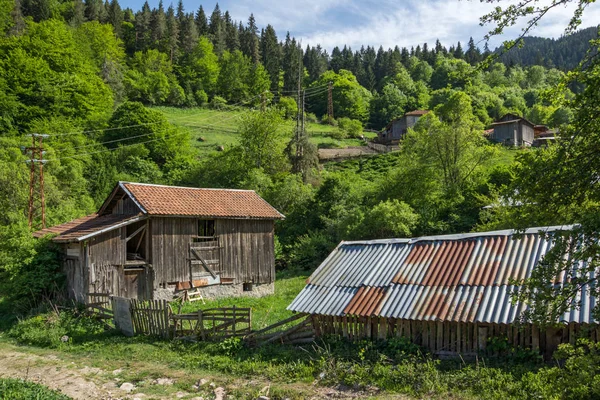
9,0,25,34
176,0,184,24
465,37,481,65
179,13,198,54
282,32,302,93
240,14,260,64
454,41,464,59
84,0,107,22
165,4,178,61
209,3,226,54
150,0,167,49
135,1,152,51
21,0,51,22
330,46,342,72
223,11,239,51
195,5,207,36
107,0,123,37
260,24,281,94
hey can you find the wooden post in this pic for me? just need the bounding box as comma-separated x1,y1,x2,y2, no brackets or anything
478,326,488,351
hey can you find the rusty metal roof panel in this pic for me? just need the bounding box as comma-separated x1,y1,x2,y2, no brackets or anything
287,285,356,316
290,226,596,324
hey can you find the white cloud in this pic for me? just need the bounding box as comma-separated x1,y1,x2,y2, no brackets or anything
134,0,600,51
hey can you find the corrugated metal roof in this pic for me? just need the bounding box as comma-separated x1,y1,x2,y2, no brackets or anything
33,213,144,243
288,226,596,324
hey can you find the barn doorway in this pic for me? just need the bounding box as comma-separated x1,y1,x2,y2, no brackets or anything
125,220,147,264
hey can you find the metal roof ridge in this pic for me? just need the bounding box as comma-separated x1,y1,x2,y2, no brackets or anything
119,181,257,193
339,225,576,246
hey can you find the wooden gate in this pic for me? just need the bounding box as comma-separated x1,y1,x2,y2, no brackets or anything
171,307,251,341
129,299,172,339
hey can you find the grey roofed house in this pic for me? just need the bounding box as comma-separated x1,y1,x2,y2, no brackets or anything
489,113,535,146
378,110,429,144
288,226,598,356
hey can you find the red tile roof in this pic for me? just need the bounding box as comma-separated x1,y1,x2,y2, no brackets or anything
34,213,144,243
405,110,429,116
121,182,284,219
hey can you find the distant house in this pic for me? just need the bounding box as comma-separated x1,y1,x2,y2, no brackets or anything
288,226,598,358
378,110,429,144
35,182,284,302
489,114,535,146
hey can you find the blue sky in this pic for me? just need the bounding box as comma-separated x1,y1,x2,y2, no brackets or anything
121,0,600,51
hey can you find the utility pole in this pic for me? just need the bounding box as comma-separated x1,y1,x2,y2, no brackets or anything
327,81,334,124
294,43,304,174
24,133,48,229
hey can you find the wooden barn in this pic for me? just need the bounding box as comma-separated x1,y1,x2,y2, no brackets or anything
489,113,535,146
288,227,598,358
378,110,429,144
35,182,284,302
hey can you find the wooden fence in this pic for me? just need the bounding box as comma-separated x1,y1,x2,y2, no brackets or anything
312,315,600,358
172,307,251,341
245,314,314,346
86,293,113,321
130,299,172,339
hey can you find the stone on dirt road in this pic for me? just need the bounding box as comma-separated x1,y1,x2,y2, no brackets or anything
214,387,226,400
119,382,135,392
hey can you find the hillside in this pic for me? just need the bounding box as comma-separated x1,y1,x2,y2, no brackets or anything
497,25,599,70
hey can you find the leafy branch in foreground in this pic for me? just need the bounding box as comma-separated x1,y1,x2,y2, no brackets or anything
480,1,600,323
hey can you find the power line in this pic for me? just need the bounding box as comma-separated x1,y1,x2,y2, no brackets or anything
47,92,267,138
44,108,251,163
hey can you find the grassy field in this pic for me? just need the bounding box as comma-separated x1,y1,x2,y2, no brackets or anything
155,106,377,157
178,275,307,330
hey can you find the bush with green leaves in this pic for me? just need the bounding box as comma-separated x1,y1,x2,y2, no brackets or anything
0,378,71,400
337,117,363,139
8,310,106,348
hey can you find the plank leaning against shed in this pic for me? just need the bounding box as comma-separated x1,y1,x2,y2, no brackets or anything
288,226,599,358
34,181,284,303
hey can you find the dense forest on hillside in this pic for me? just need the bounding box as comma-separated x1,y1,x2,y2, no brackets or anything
0,0,597,309
498,26,599,70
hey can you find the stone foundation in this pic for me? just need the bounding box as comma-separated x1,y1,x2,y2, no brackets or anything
152,282,275,301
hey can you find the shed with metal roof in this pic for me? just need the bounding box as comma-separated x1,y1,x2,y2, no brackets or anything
35,182,284,302
288,227,598,357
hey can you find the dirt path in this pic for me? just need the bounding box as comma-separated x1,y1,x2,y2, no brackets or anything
0,341,408,400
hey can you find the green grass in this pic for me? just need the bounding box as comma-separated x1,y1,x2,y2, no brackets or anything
155,106,377,156
177,275,308,330
0,378,71,399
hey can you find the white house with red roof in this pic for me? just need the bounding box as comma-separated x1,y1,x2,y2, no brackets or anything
35,182,284,302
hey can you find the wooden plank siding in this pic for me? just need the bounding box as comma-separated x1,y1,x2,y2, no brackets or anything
215,219,275,284
150,217,197,286
150,217,275,287
311,315,599,358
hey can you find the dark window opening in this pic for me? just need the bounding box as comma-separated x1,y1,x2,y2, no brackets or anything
195,219,215,243
243,282,253,292
126,221,147,263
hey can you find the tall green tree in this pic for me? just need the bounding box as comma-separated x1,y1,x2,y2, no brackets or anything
260,24,281,94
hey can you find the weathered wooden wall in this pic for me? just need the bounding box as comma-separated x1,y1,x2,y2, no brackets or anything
151,217,197,286
215,219,275,284
63,243,86,303
312,315,600,358
111,196,140,215
150,217,275,288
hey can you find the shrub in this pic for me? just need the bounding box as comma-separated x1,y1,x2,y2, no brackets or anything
194,89,208,106
0,223,63,313
276,96,297,119
337,117,363,138
0,378,70,400
8,310,105,348
287,231,336,271
209,96,228,109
